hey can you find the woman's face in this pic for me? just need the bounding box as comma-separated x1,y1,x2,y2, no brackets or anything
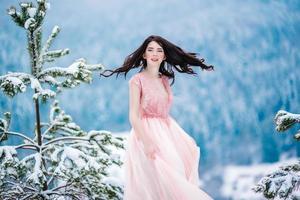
143,41,166,68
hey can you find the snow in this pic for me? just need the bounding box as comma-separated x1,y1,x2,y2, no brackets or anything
102,176,122,187
106,132,128,186
276,110,300,125
52,25,59,35
7,7,16,16
0,76,27,95
5,77,25,89
42,75,58,84
49,147,62,163
32,89,56,100
27,153,46,185
20,3,30,8
61,146,87,169
46,49,69,59
39,10,45,17
27,7,37,18
67,58,85,74
30,78,42,90
221,158,299,200
24,18,35,30
66,122,78,129
29,77,56,100
0,146,17,160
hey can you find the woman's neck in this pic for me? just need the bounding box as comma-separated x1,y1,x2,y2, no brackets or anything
143,66,161,78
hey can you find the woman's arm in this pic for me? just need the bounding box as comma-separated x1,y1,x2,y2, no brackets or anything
128,82,147,142
128,81,159,159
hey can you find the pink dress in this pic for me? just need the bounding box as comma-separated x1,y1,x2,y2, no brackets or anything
123,72,213,200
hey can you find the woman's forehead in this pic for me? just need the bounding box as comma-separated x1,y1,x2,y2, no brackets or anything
147,41,163,49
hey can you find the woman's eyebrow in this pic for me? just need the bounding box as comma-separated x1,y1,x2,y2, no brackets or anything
147,47,163,50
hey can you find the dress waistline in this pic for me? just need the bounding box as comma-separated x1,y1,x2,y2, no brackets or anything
141,114,171,126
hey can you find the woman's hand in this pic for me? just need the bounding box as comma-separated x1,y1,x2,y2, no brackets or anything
144,141,160,160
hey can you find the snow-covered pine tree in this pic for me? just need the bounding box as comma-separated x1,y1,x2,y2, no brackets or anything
253,110,300,200
0,1,124,199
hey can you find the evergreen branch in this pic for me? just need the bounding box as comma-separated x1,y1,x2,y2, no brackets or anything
51,182,74,192
42,136,90,148
20,153,35,163
44,49,70,63
37,58,104,88
20,194,35,200
0,72,33,97
34,0,48,28
0,112,11,140
0,72,33,81
15,143,39,151
56,126,84,136
37,26,60,69
41,124,54,141
42,190,82,200
254,110,300,199
42,25,60,54
46,173,56,187
4,131,36,144
274,110,300,140
7,6,23,27
2,1,124,198
34,27,42,57
5,181,37,192
20,2,32,23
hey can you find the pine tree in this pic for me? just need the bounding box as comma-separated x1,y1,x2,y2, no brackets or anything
0,0,124,199
253,110,300,200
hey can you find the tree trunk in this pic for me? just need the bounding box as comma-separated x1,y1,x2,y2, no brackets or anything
28,30,48,192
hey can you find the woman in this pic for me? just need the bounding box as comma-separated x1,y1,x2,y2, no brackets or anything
101,35,214,200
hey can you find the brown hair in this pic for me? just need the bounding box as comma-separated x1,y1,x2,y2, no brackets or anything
100,35,214,85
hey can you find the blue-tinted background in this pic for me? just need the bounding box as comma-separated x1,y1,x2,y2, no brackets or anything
1,0,300,199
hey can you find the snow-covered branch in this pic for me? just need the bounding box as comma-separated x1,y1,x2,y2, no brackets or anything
0,112,11,140
7,0,48,30
253,161,300,199
38,58,104,89
254,110,300,199
275,110,300,140
42,136,89,148
30,77,56,101
1,0,125,199
37,26,69,69
41,25,61,57
15,144,39,150
3,131,35,145
0,73,33,97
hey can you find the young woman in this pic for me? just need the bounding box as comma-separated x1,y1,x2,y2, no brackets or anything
101,35,214,200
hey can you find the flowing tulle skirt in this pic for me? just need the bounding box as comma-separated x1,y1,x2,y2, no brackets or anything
123,116,213,200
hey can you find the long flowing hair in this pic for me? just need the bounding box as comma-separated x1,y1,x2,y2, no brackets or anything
100,35,214,85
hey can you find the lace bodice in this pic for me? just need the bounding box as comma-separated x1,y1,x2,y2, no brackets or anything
129,72,173,119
